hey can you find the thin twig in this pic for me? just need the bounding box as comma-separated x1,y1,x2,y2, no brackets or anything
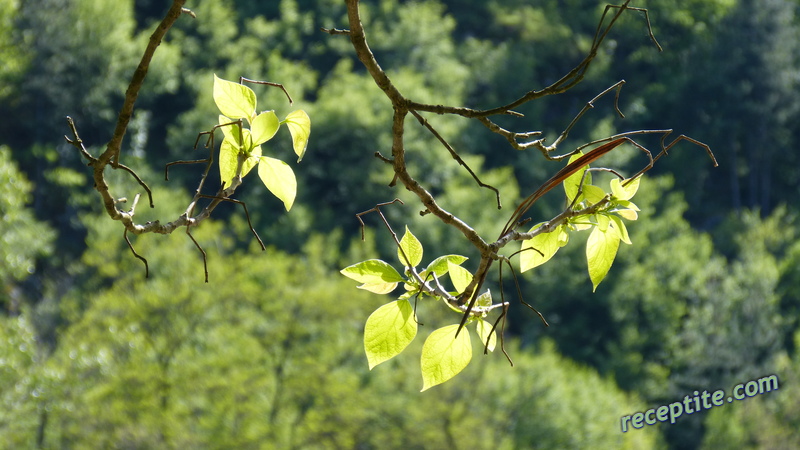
410,110,502,209
320,27,350,35
124,229,149,278
240,77,293,104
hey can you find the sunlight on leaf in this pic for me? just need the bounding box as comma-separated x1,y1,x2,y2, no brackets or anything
563,151,591,203
420,324,472,391
257,156,296,211
213,74,256,121
421,255,468,279
341,259,405,286
476,319,496,352
610,176,641,201
398,226,423,268
520,223,564,273
283,109,311,162
251,111,280,146
447,261,473,295
586,225,621,292
364,300,417,369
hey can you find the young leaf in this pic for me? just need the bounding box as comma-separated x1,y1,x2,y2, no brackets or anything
476,290,492,308
257,156,297,211
586,225,621,292
610,176,641,201
364,300,418,369
447,261,473,295
563,152,591,203
213,74,256,121
398,226,423,268
341,259,405,285
283,109,311,162
421,255,468,279
420,324,472,391
608,214,632,245
582,185,607,204
520,223,563,273
251,111,280,146
219,138,260,187
476,319,496,352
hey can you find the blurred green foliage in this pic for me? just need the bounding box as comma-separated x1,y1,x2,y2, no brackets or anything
2,0,800,447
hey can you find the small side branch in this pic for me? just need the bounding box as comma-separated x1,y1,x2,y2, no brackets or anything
240,77,293,105
320,27,350,35
124,229,149,278
409,110,501,209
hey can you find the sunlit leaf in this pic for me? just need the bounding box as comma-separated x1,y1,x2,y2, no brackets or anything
586,225,620,292
447,261,473,295
213,74,256,121
283,109,311,162
420,324,472,391
257,156,296,211
520,223,564,273
358,282,399,295
421,255,468,279
609,214,632,244
582,185,607,204
476,290,492,308
341,259,405,285
563,152,591,203
364,300,417,369
610,176,641,201
219,137,259,188
476,319,496,352
251,110,280,146
615,209,638,221
398,226,423,268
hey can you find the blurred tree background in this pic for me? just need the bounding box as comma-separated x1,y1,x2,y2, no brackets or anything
2,0,800,448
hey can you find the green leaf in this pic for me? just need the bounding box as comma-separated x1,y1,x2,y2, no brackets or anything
341,259,405,286
421,255,468,279
476,290,492,308
582,185,607,204
398,226,423,268
610,176,641,201
364,300,417,369
608,214,632,245
257,156,296,211
219,137,260,188
447,261,473,295
251,111,280,146
420,324,472,391
283,109,311,162
476,319,496,352
213,74,256,121
520,223,564,273
586,225,621,292
563,152,591,203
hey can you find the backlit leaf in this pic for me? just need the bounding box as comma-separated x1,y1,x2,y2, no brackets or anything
364,300,417,369
476,319,496,352
213,74,256,121
421,255,468,279
398,226,423,268
447,261,473,295
341,259,405,285
610,176,641,201
520,223,564,273
251,110,280,146
563,152,591,203
283,109,311,162
586,225,620,292
420,324,472,391
257,156,296,211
